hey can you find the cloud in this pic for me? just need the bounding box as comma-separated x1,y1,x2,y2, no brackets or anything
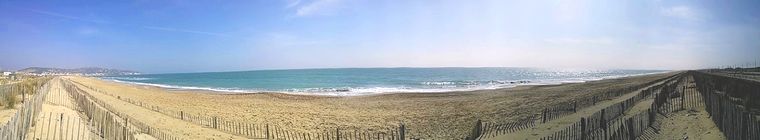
26,9,109,23
24,9,226,37
661,6,703,21
295,0,343,17
285,0,302,8
253,32,331,47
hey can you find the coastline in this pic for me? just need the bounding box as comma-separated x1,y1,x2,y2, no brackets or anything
61,71,678,138
98,70,673,96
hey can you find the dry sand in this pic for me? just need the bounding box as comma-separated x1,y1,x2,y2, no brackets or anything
57,77,247,140
654,75,725,140
655,109,725,140
58,72,678,139
0,91,22,123
0,107,18,125
489,75,675,140
27,77,91,140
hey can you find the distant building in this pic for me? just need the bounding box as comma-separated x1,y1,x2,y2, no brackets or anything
2,71,11,76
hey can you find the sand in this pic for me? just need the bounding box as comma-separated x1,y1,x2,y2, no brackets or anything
488,74,675,140
26,77,91,140
0,89,22,123
655,109,725,140
0,107,18,125
57,72,678,139
57,77,247,140
654,75,725,140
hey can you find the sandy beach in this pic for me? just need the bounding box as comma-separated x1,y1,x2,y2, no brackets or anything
60,72,677,139
4,0,758,139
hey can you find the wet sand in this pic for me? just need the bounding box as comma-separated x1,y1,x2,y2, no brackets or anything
62,72,677,139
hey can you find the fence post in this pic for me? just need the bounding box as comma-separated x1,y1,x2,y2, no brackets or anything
717,94,723,127
266,124,270,140
619,103,624,116
399,123,405,140
59,113,64,140
601,109,607,140
467,120,482,140
743,95,750,112
180,111,184,120
336,128,340,140
542,108,548,123
573,101,577,113
682,86,686,110
648,108,655,128
213,117,218,129
124,118,129,140
627,119,635,140
580,118,587,140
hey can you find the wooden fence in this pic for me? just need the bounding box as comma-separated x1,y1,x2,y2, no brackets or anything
707,68,760,82
28,112,93,140
535,70,760,140
693,70,760,111
474,115,539,138
680,76,704,110
66,79,408,140
0,81,49,139
44,87,79,110
539,107,662,140
540,73,681,123
650,75,683,116
62,81,181,140
537,73,683,140
693,71,760,140
470,73,682,139
67,80,268,138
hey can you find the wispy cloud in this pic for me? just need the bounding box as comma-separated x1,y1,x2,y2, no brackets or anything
26,9,109,23
295,0,343,17
24,8,228,37
285,0,302,8
661,6,703,21
253,32,331,47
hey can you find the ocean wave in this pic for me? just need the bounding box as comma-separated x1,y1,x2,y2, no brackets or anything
281,86,518,96
102,77,155,81
103,79,255,93
420,80,532,86
98,71,670,96
101,78,513,96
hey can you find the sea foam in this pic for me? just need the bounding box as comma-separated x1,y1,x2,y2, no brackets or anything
99,68,670,96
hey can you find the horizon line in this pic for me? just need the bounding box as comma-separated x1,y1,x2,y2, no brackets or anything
134,66,674,75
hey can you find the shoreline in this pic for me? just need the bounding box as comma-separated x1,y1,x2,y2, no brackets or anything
98,70,673,97
63,72,679,139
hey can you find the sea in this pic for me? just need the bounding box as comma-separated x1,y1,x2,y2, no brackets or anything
102,67,667,96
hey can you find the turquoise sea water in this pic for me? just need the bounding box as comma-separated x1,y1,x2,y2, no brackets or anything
103,68,666,96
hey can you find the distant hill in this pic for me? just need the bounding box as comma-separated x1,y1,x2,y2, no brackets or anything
17,67,140,76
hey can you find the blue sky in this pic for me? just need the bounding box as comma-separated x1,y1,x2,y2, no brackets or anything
1,0,759,73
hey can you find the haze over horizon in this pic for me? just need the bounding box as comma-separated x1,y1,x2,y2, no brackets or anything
2,0,760,73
